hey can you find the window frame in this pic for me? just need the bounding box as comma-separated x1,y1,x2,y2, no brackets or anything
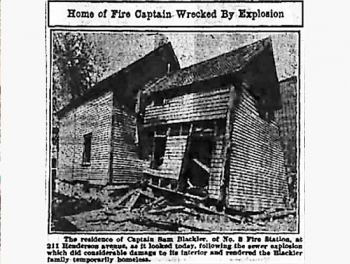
82,133,92,166
151,135,167,169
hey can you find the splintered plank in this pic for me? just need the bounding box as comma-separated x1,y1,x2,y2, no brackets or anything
125,191,141,210
131,218,179,231
250,209,296,221
192,158,210,174
147,205,186,215
108,210,136,224
139,189,155,200
148,196,166,207
112,189,137,208
148,183,207,203
140,196,166,212
103,185,130,191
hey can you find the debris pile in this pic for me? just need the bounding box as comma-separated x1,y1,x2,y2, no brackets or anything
52,180,297,232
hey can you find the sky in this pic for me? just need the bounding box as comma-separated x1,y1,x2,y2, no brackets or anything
60,32,298,83
167,32,298,81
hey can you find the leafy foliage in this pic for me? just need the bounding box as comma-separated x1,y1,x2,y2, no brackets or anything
52,32,110,112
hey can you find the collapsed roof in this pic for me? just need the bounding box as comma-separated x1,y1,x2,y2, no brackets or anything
142,37,282,113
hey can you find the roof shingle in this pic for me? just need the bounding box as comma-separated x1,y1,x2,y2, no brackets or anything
144,37,272,94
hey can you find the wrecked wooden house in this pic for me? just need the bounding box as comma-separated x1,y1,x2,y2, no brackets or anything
137,37,288,212
56,43,180,186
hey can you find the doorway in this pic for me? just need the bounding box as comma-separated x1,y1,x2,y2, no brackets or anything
179,136,213,192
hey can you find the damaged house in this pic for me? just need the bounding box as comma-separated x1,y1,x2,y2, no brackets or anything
137,37,289,212
56,43,180,186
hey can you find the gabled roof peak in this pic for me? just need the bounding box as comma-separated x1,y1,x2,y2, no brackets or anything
57,42,179,117
143,37,273,94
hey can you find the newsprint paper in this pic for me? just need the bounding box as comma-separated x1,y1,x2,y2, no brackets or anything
46,1,304,263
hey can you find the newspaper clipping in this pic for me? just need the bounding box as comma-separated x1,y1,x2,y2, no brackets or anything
46,1,304,263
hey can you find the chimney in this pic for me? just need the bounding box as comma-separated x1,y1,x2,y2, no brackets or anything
154,33,169,49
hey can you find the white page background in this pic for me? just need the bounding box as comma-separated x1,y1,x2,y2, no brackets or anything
1,0,350,263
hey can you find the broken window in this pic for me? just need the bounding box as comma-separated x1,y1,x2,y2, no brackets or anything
151,136,167,169
190,137,213,169
82,133,92,165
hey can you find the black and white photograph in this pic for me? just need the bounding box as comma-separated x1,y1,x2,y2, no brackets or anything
49,31,300,233
6,0,350,263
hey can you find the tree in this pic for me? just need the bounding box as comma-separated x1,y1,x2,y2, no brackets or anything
52,32,110,112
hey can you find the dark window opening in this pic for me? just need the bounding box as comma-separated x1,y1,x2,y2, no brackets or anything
155,126,167,136
181,123,191,135
82,133,92,165
169,124,181,136
139,131,154,160
153,94,165,106
179,136,214,192
189,137,213,168
151,136,167,169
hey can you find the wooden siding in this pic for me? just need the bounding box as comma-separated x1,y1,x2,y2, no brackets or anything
111,104,143,184
58,92,113,185
228,89,288,212
163,136,188,179
144,87,230,125
143,135,187,180
207,136,225,199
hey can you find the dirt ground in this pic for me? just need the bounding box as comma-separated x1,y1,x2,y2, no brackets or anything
51,184,297,233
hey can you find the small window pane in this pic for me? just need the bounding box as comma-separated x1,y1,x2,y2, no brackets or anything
83,133,92,164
